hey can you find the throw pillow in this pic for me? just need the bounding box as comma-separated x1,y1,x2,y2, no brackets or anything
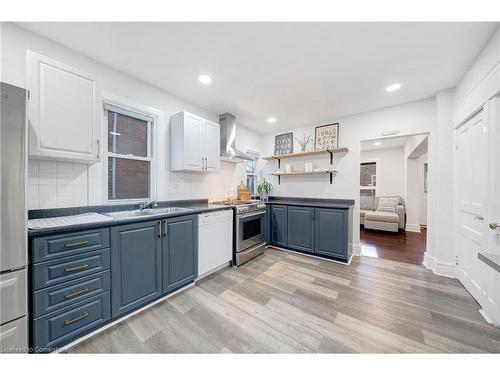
377,197,399,213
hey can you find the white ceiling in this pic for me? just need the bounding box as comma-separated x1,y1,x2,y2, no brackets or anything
18,22,498,133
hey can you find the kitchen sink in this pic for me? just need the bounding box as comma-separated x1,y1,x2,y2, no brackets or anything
145,207,193,214
104,207,193,219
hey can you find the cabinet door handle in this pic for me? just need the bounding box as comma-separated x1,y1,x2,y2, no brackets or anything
64,264,89,273
163,220,167,237
64,288,89,299
96,139,100,159
64,311,89,325
64,240,89,248
158,221,162,238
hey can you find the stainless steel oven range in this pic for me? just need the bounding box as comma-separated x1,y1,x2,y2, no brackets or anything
211,200,267,266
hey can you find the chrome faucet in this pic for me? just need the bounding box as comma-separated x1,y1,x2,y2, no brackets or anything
139,199,156,211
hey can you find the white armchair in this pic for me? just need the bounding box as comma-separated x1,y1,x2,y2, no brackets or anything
360,195,405,232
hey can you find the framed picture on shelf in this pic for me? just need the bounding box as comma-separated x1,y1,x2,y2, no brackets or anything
314,123,339,150
274,132,294,155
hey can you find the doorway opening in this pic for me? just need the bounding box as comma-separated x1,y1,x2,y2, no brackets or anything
359,133,429,265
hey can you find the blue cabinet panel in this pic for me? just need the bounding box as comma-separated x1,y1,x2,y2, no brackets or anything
32,228,109,263
111,220,162,318
314,208,348,260
271,205,288,247
163,215,197,294
33,292,110,350
264,205,271,243
33,270,110,318
33,249,110,291
287,206,314,253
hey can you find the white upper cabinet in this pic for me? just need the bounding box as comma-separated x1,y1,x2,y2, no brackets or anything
27,51,101,163
170,111,220,173
204,120,221,172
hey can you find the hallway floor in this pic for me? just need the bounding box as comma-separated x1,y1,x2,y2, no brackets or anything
360,226,427,265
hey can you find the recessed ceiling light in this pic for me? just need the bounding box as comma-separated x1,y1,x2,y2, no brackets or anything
267,117,277,124
374,141,382,146
198,75,212,84
386,83,401,92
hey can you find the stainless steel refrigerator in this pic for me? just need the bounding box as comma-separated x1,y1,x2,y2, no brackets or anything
0,82,28,352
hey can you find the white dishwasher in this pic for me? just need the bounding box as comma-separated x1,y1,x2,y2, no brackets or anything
197,210,233,279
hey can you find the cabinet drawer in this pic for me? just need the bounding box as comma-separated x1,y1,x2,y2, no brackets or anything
32,228,110,263
33,271,110,318
33,292,110,350
33,249,110,291
0,269,27,325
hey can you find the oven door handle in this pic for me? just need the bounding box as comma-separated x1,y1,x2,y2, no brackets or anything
238,211,266,219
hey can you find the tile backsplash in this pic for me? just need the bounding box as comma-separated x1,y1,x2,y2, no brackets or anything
28,160,89,209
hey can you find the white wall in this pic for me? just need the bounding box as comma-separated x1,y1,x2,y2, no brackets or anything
1,23,261,208
360,147,405,197
261,98,441,254
403,135,428,232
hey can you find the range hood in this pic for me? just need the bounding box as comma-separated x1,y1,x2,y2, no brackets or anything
219,112,254,163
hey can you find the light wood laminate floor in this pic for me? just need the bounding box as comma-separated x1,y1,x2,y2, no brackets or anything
69,249,500,353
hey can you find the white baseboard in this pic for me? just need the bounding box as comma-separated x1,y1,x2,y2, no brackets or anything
266,245,353,265
405,224,421,233
423,252,455,278
351,243,361,256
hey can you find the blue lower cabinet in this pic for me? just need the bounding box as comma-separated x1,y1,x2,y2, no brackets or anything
111,220,163,318
287,206,314,253
33,270,110,318
32,249,110,291
314,208,348,260
271,205,288,247
33,292,110,350
163,215,197,294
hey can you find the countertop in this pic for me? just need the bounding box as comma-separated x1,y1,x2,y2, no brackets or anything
28,200,234,237
28,196,355,237
266,196,355,209
478,252,500,274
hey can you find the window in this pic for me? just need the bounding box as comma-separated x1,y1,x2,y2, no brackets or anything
423,162,428,194
360,162,376,198
360,162,377,187
105,103,154,200
245,149,260,195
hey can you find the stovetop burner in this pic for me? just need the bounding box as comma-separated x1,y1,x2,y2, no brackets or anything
210,199,266,213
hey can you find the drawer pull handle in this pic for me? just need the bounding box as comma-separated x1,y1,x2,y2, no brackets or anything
64,240,89,248
64,264,89,273
64,311,89,325
64,288,89,299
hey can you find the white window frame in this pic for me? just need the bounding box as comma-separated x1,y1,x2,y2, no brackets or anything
103,100,156,203
245,147,260,195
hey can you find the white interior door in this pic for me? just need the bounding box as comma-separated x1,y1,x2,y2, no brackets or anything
481,96,500,324
455,108,489,306
455,101,500,325
420,157,428,226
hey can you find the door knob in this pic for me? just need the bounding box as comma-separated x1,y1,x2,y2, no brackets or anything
489,222,500,230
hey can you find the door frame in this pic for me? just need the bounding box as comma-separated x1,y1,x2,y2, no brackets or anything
359,132,430,263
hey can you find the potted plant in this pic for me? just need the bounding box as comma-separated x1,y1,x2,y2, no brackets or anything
257,179,272,201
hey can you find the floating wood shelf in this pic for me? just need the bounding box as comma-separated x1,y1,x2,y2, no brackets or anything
264,147,348,185
262,147,349,161
271,170,337,176
272,170,338,184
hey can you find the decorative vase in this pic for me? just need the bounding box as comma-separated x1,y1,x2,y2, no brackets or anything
260,192,269,201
